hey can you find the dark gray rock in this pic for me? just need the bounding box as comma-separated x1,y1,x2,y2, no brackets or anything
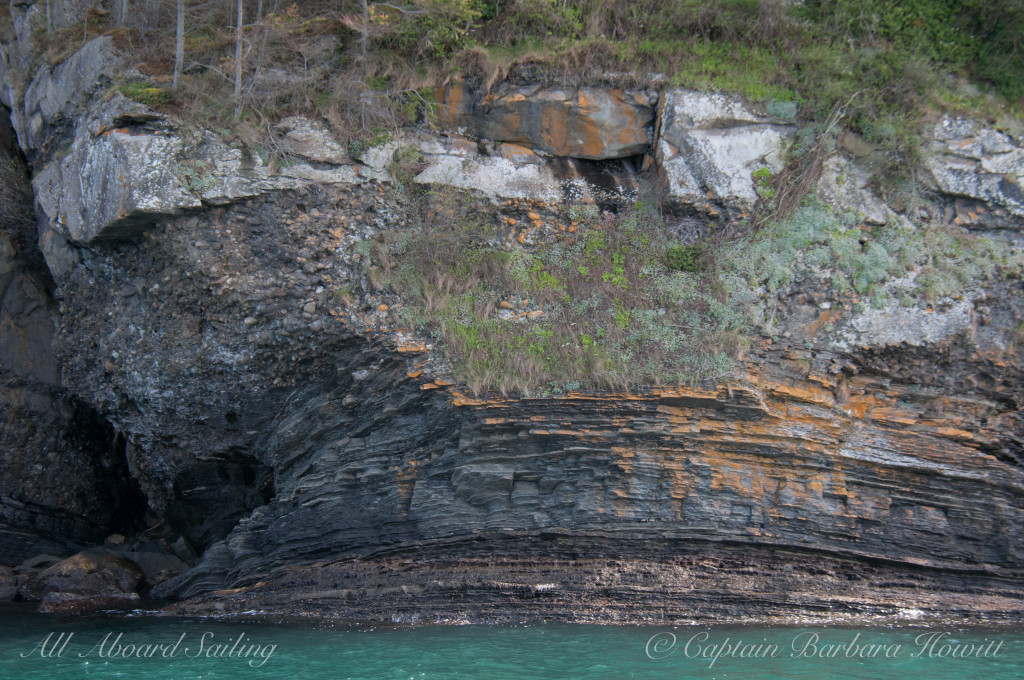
124,551,189,583
0,23,1022,625
0,206,148,565
16,554,64,572
0,565,16,600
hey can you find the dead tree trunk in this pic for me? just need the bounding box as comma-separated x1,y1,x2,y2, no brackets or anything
233,0,245,117
173,0,184,89
360,0,368,62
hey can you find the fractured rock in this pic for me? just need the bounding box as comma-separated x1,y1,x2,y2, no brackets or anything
657,89,794,212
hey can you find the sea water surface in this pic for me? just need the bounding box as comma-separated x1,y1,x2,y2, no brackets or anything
0,605,1021,679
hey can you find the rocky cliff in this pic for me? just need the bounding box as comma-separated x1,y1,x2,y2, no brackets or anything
1,3,1023,623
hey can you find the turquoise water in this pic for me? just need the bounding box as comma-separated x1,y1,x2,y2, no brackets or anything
0,606,1021,679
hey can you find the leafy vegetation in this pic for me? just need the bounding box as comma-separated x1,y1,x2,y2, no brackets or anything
118,80,172,108
359,175,1024,395
364,185,741,394
715,198,1024,322
17,0,1021,174
664,244,700,272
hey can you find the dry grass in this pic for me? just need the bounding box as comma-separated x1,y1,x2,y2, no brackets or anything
0,151,35,234
367,183,741,395
748,98,850,234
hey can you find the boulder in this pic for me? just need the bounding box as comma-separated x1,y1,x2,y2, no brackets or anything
923,116,1024,224
38,590,140,614
16,554,64,572
409,133,638,205
412,134,562,203
19,548,144,611
657,89,794,212
32,95,308,245
37,226,80,281
124,551,189,585
435,81,656,160
30,95,373,246
275,116,349,165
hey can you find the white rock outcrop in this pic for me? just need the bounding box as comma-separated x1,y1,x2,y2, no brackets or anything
412,136,563,203
657,90,795,211
816,156,890,225
33,100,363,245
924,116,1024,220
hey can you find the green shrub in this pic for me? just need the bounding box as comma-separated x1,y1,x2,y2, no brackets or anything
118,81,172,108
751,167,776,199
366,188,749,393
665,245,700,272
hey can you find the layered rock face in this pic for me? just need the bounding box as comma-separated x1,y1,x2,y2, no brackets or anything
162,345,1024,612
0,228,147,563
0,109,146,564
1,30,1023,623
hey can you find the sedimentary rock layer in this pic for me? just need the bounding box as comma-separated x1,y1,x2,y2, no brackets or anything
1,27,1023,623
165,537,1024,625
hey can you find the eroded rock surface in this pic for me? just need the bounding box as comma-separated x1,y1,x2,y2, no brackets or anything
658,89,794,214
21,548,144,612
32,95,313,245
157,342,1024,605
166,540,1024,625
816,156,890,225
924,116,1024,226
0,196,146,565
434,80,656,160
2,29,1024,625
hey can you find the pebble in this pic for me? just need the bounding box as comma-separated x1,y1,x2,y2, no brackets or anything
243,316,258,327
303,301,317,315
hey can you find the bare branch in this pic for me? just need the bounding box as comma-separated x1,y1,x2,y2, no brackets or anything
373,2,425,16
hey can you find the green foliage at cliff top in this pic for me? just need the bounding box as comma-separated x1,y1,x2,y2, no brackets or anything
20,0,1020,161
